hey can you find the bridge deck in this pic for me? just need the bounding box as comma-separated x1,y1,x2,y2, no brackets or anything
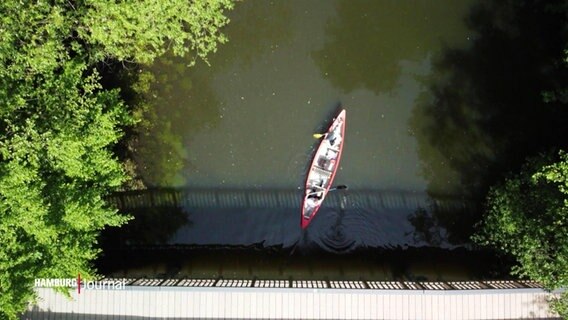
22,280,562,319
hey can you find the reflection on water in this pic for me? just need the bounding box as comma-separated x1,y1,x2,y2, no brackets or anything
131,56,223,186
313,0,475,94
107,188,471,251
131,0,294,188
132,0,477,190
101,188,502,280
411,0,568,197
318,196,358,253
408,1,568,241
113,0,567,279
207,0,293,70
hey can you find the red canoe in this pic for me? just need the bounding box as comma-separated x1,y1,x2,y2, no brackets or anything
301,109,346,229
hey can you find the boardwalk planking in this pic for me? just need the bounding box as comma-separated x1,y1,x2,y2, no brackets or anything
21,286,562,319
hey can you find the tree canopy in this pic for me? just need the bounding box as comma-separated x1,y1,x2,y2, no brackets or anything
475,152,568,287
80,0,232,64
475,151,568,317
0,0,233,318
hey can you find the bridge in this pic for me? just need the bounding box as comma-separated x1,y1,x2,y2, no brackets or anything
43,189,561,319
22,279,562,319
29,190,558,318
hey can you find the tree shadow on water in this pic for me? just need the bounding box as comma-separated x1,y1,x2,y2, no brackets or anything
208,0,293,70
312,0,475,94
100,204,192,248
97,199,192,274
408,1,568,242
407,201,476,246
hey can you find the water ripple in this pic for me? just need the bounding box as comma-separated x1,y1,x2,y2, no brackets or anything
310,194,384,253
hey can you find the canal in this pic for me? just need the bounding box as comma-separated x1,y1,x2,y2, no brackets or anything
131,0,476,191
100,0,568,281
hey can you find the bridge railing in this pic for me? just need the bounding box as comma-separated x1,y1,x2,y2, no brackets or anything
108,278,541,290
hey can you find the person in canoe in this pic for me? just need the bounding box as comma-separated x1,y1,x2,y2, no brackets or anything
326,119,343,146
307,189,323,200
307,180,325,201
305,188,323,212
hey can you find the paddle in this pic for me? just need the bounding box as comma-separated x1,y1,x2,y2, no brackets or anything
306,185,348,196
330,185,348,191
313,133,326,139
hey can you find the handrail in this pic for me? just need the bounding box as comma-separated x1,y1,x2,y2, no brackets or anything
107,278,542,291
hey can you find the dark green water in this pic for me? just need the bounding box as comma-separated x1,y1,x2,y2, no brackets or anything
103,1,568,280
132,0,476,191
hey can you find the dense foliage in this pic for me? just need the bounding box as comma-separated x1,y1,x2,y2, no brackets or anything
475,151,568,316
552,292,568,320
80,0,232,64
0,0,233,318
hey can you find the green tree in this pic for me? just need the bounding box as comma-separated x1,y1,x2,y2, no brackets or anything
551,292,568,320
79,0,233,65
474,151,568,317
0,0,234,318
0,60,131,318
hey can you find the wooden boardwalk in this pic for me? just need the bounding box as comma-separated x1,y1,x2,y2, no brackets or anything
22,280,562,319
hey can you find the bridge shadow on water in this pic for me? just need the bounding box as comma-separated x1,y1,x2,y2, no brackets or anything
98,187,506,281
103,187,475,253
